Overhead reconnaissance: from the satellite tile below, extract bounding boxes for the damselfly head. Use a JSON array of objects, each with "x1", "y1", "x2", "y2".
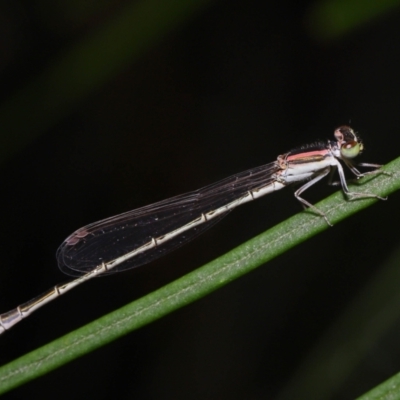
[{"x1": 334, "y1": 125, "x2": 363, "y2": 159}]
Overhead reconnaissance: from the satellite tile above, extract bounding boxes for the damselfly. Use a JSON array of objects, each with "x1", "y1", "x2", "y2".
[{"x1": 0, "y1": 126, "x2": 386, "y2": 334}]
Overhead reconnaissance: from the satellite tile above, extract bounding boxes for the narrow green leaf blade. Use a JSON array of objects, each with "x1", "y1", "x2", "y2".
[{"x1": 0, "y1": 157, "x2": 398, "y2": 395}]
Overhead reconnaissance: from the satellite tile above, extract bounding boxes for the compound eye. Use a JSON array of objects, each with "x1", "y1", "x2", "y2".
[{"x1": 340, "y1": 141, "x2": 362, "y2": 158}]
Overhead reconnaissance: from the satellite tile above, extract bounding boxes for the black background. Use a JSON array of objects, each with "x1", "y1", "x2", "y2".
[{"x1": 0, "y1": 1, "x2": 399, "y2": 399}]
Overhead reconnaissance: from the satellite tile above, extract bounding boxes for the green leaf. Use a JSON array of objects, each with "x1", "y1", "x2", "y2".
[
  {"x1": 357, "y1": 370, "x2": 400, "y2": 400},
  {"x1": 0, "y1": 157, "x2": 398, "y2": 395}
]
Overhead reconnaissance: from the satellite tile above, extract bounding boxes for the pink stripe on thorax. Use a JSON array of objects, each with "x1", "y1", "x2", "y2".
[{"x1": 287, "y1": 149, "x2": 330, "y2": 162}]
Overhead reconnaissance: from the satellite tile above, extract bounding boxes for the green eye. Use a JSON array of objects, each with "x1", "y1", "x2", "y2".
[{"x1": 341, "y1": 141, "x2": 361, "y2": 158}]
